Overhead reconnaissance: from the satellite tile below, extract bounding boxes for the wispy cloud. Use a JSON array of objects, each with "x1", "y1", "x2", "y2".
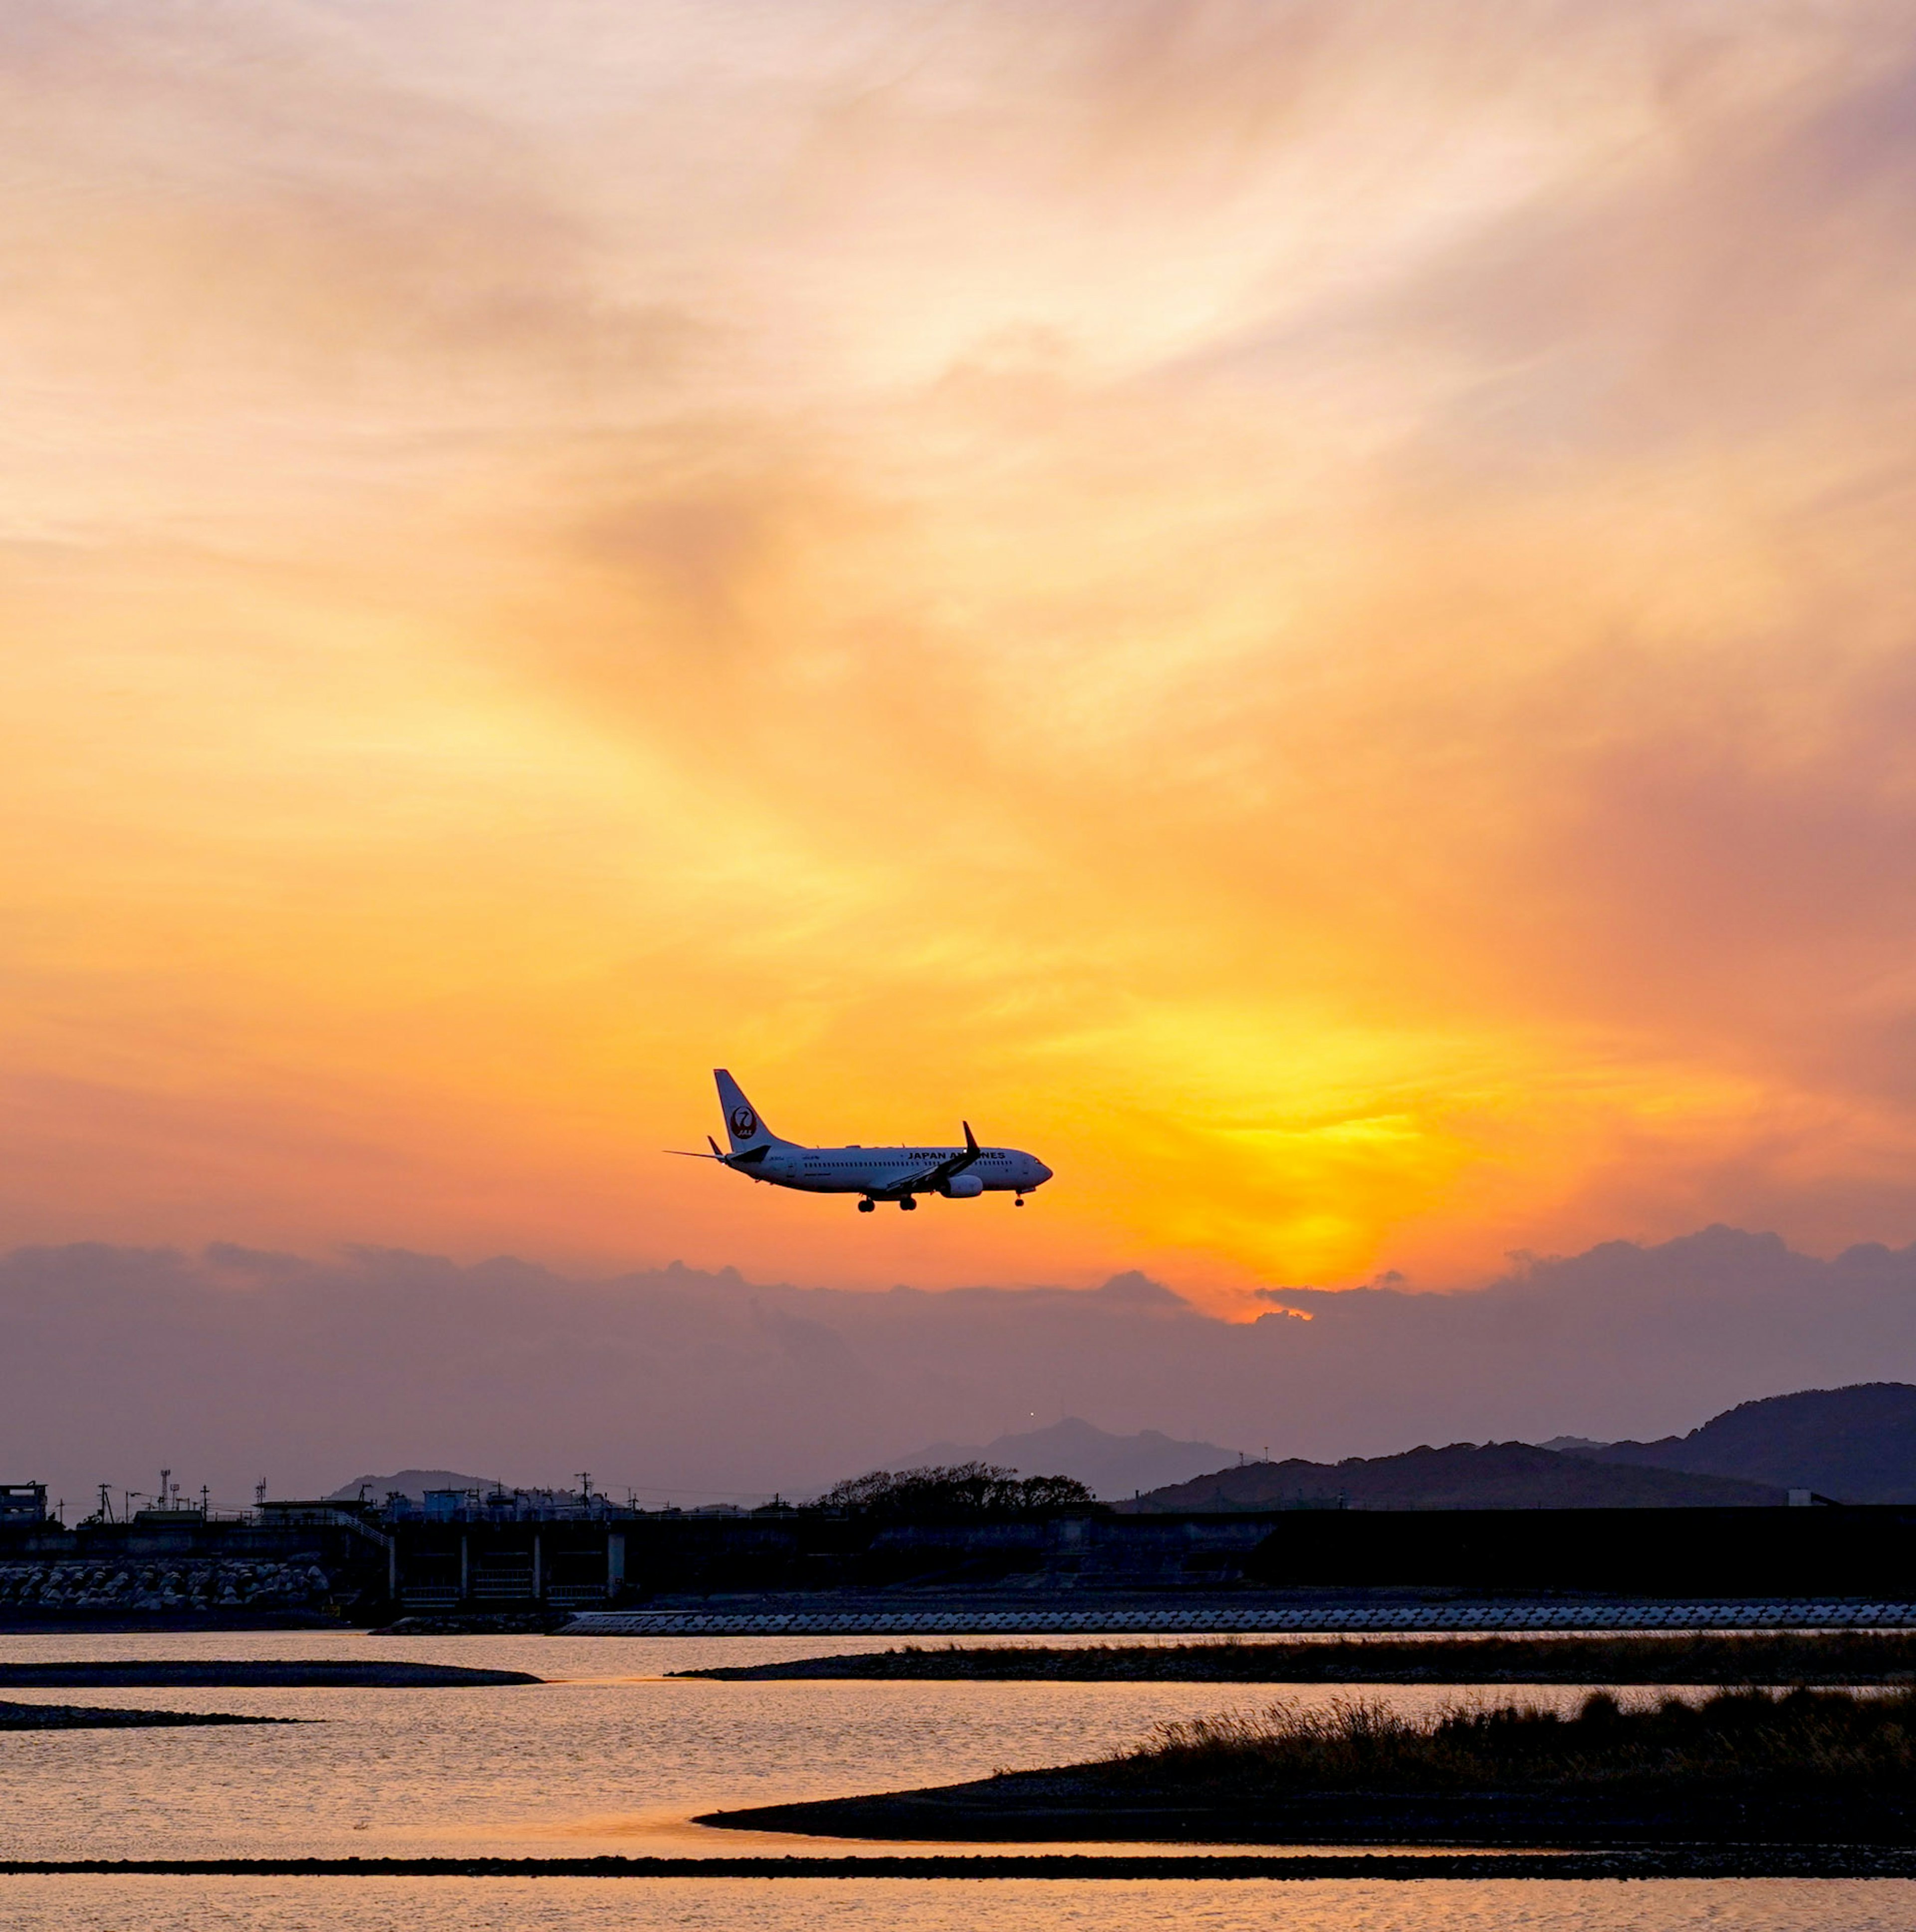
[{"x1": 4, "y1": 1, "x2": 1916, "y2": 1293}]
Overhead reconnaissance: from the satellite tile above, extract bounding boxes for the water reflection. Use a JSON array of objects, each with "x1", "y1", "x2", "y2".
[
  {"x1": 0, "y1": 1629, "x2": 1685, "y2": 1860},
  {"x1": 2, "y1": 1631, "x2": 1910, "y2": 1931}
]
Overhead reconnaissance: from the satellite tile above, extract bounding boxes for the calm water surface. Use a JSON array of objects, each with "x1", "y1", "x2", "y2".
[
  {"x1": 7, "y1": 1877, "x2": 1916, "y2": 1932},
  {"x1": 2, "y1": 1629, "x2": 1912, "y2": 1930}
]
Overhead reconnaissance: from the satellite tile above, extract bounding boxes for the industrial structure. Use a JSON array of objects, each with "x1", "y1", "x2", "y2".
[{"x1": 5, "y1": 1476, "x2": 1916, "y2": 1623}]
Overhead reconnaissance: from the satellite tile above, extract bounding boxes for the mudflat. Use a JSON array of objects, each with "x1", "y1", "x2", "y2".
[
  {"x1": 8, "y1": 1851, "x2": 1916, "y2": 1878},
  {"x1": 682, "y1": 1631, "x2": 1916, "y2": 1685},
  {"x1": 0, "y1": 1700, "x2": 297, "y2": 1730},
  {"x1": 701, "y1": 1773, "x2": 1916, "y2": 1847},
  {"x1": 698, "y1": 1686, "x2": 1916, "y2": 1848},
  {"x1": 0, "y1": 1661, "x2": 541, "y2": 1689}
]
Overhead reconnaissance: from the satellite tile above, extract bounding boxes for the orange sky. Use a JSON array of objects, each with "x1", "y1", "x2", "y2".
[{"x1": 5, "y1": 0, "x2": 1916, "y2": 1304}]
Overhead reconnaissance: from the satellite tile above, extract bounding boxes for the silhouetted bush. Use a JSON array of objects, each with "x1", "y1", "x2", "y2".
[{"x1": 811, "y1": 1463, "x2": 1096, "y2": 1518}]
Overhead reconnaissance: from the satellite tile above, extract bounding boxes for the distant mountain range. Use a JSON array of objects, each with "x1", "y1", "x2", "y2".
[
  {"x1": 328, "y1": 1469, "x2": 498, "y2": 1504},
  {"x1": 888, "y1": 1418, "x2": 1240, "y2": 1501},
  {"x1": 326, "y1": 1429, "x2": 1236, "y2": 1510},
  {"x1": 331, "y1": 1384, "x2": 1916, "y2": 1516},
  {"x1": 1572, "y1": 1383, "x2": 1916, "y2": 1503},
  {"x1": 1126, "y1": 1382, "x2": 1916, "y2": 1511},
  {"x1": 1120, "y1": 1440, "x2": 1785, "y2": 1512}
]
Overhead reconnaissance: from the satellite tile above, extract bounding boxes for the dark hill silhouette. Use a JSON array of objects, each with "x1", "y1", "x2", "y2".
[
  {"x1": 1583, "y1": 1383, "x2": 1916, "y2": 1503},
  {"x1": 1120, "y1": 1441, "x2": 1784, "y2": 1512}
]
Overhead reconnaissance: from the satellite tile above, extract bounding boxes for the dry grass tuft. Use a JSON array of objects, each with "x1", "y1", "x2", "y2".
[{"x1": 1102, "y1": 1687, "x2": 1916, "y2": 1795}]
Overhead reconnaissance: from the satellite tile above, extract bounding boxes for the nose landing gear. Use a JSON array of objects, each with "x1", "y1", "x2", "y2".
[{"x1": 1014, "y1": 1193, "x2": 1026, "y2": 1207}]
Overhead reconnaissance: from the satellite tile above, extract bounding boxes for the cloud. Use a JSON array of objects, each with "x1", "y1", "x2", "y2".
[
  {"x1": 7, "y1": 1228, "x2": 1916, "y2": 1510},
  {"x1": 6, "y1": 1, "x2": 1916, "y2": 1291}
]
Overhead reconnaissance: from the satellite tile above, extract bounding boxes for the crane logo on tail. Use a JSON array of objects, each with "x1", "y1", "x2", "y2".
[{"x1": 730, "y1": 1105, "x2": 758, "y2": 1138}]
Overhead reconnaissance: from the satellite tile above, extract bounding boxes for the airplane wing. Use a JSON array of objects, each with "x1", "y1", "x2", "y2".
[{"x1": 884, "y1": 1121, "x2": 983, "y2": 1195}]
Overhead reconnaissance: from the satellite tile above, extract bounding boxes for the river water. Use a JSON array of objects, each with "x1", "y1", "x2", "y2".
[{"x1": 2, "y1": 1628, "x2": 1913, "y2": 1930}]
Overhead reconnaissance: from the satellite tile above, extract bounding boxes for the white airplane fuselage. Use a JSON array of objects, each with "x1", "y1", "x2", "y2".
[
  {"x1": 745, "y1": 1141, "x2": 1050, "y2": 1198},
  {"x1": 687, "y1": 1071, "x2": 1053, "y2": 1211}
]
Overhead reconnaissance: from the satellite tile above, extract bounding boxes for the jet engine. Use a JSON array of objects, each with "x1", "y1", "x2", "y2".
[{"x1": 940, "y1": 1173, "x2": 986, "y2": 1198}]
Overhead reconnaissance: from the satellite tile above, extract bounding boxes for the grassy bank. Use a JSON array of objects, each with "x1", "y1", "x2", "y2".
[
  {"x1": 698, "y1": 1687, "x2": 1916, "y2": 1845},
  {"x1": 683, "y1": 1629, "x2": 1916, "y2": 1684},
  {"x1": 1108, "y1": 1686, "x2": 1916, "y2": 1794}
]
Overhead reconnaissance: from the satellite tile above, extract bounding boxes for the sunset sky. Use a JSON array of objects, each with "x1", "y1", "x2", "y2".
[{"x1": 5, "y1": 0, "x2": 1916, "y2": 1304}]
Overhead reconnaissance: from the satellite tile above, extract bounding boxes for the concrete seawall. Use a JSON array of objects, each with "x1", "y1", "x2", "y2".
[{"x1": 8, "y1": 1501, "x2": 1915, "y2": 1625}]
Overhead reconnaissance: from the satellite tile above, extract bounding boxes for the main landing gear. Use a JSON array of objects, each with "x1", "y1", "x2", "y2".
[
  {"x1": 899, "y1": 1196, "x2": 918, "y2": 1211},
  {"x1": 857, "y1": 1197, "x2": 876, "y2": 1213}
]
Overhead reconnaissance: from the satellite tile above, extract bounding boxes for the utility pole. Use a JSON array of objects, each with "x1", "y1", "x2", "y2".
[
  {"x1": 255, "y1": 1479, "x2": 267, "y2": 1509},
  {"x1": 97, "y1": 1483, "x2": 112, "y2": 1522}
]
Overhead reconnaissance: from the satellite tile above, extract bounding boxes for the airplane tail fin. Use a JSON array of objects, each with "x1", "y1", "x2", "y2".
[{"x1": 715, "y1": 1070, "x2": 777, "y2": 1153}]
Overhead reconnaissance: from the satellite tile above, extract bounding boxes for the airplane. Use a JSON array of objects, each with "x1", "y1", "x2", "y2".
[{"x1": 669, "y1": 1070, "x2": 1053, "y2": 1213}]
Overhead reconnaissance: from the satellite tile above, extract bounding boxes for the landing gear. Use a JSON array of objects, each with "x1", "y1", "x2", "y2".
[
  {"x1": 899, "y1": 1196, "x2": 918, "y2": 1211},
  {"x1": 1014, "y1": 1193, "x2": 1026, "y2": 1207},
  {"x1": 857, "y1": 1198, "x2": 875, "y2": 1213}
]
